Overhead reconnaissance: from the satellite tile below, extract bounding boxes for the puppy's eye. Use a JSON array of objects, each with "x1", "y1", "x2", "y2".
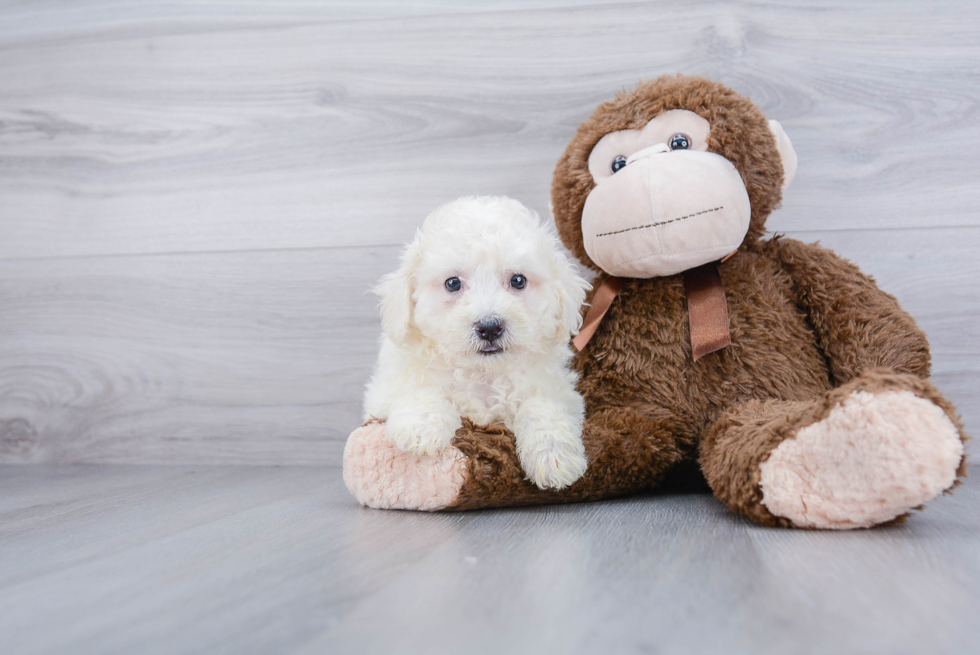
[
  {"x1": 445, "y1": 277, "x2": 461, "y2": 292},
  {"x1": 510, "y1": 274, "x2": 527, "y2": 290},
  {"x1": 611, "y1": 155, "x2": 628, "y2": 173},
  {"x1": 669, "y1": 134, "x2": 690, "y2": 151}
]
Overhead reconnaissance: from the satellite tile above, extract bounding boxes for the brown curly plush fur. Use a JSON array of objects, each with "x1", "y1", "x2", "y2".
[{"x1": 437, "y1": 75, "x2": 968, "y2": 526}]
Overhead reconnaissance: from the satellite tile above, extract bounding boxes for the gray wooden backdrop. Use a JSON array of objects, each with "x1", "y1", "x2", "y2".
[{"x1": 1, "y1": 0, "x2": 977, "y2": 465}]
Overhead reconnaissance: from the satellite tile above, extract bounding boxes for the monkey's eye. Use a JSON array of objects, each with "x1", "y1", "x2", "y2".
[
  {"x1": 445, "y1": 277, "x2": 461, "y2": 292},
  {"x1": 611, "y1": 155, "x2": 628, "y2": 173},
  {"x1": 510, "y1": 274, "x2": 527, "y2": 290},
  {"x1": 669, "y1": 134, "x2": 691, "y2": 151}
]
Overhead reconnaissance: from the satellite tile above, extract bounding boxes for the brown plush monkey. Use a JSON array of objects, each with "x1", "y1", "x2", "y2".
[{"x1": 344, "y1": 75, "x2": 967, "y2": 529}]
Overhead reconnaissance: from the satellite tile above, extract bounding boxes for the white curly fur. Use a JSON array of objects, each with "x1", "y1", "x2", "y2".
[{"x1": 363, "y1": 196, "x2": 592, "y2": 490}]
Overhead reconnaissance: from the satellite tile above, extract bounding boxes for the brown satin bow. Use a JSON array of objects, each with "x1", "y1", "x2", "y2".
[{"x1": 572, "y1": 258, "x2": 733, "y2": 362}]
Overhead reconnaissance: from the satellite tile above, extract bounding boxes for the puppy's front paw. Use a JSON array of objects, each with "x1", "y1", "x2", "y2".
[
  {"x1": 386, "y1": 410, "x2": 461, "y2": 458},
  {"x1": 516, "y1": 424, "x2": 588, "y2": 491}
]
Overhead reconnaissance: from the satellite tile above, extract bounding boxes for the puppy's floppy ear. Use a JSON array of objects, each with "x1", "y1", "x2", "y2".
[
  {"x1": 550, "y1": 246, "x2": 592, "y2": 339},
  {"x1": 375, "y1": 242, "x2": 419, "y2": 346}
]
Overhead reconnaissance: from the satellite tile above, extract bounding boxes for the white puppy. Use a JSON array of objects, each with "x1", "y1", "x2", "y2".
[{"x1": 363, "y1": 196, "x2": 591, "y2": 490}]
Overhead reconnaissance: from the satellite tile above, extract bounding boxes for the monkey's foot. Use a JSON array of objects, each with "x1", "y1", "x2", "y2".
[
  {"x1": 343, "y1": 421, "x2": 467, "y2": 511},
  {"x1": 759, "y1": 390, "x2": 964, "y2": 529}
]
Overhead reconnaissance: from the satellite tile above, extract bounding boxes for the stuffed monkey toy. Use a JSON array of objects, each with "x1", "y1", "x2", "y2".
[{"x1": 344, "y1": 75, "x2": 967, "y2": 529}]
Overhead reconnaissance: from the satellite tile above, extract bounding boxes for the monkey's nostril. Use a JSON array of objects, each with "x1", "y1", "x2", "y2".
[{"x1": 474, "y1": 319, "x2": 505, "y2": 343}]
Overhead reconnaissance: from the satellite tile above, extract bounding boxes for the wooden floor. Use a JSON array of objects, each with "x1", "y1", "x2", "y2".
[{"x1": 0, "y1": 464, "x2": 977, "y2": 654}]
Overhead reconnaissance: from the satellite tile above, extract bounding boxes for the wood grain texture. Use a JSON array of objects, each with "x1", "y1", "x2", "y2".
[
  {"x1": 0, "y1": 0, "x2": 977, "y2": 463},
  {"x1": 0, "y1": 228, "x2": 975, "y2": 464},
  {"x1": 0, "y1": 246, "x2": 391, "y2": 464},
  {"x1": 2, "y1": 0, "x2": 979, "y2": 260},
  {"x1": 1, "y1": 464, "x2": 977, "y2": 654}
]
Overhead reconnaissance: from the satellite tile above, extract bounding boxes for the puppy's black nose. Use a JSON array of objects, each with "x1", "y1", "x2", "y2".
[{"x1": 474, "y1": 318, "x2": 505, "y2": 343}]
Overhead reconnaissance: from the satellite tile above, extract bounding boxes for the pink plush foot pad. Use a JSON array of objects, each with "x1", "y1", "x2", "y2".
[
  {"x1": 759, "y1": 390, "x2": 964, "y2": 529},
  {"x1": 343, "y1": 422, "x2": 467, "y2": 511}
]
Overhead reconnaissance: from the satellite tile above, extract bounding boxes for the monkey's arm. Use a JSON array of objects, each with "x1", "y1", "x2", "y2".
[
  {"x1": 768, "y1": 237, "x2": 930, "y2": 383},
  {"x1": 343, "y1": 400, "x2": 692, "y2": 511}
]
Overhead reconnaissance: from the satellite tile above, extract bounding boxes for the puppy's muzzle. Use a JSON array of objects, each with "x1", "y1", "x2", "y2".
[{"x1": 474, "y1": 318, "x2": 505, "y2": 354}]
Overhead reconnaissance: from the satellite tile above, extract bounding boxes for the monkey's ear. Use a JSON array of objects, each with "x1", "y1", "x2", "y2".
[
  {"x1": 375, "y1": 246, "x2": 418, "y2": 346},
  {"x1": 768, "y1": 119, "x2": 798, "y2": 191}
]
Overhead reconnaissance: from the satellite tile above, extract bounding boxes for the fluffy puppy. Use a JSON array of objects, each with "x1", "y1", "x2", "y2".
[{"x1": 363, "y1": 196, "x2": 591, "y2": 490}]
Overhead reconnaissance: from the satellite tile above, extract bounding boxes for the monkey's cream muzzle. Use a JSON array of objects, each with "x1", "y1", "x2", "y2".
[{"x1": 581, "y1": 145, "x2": 751, "y2": 278}]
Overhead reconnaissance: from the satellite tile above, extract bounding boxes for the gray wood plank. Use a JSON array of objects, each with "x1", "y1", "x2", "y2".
[
  {"x1": 1, "y1": 0, "x2": 978, "y2": 261},
  {"x1": 0, "y1": 227, "x2": 975, "y2": 465},
  {"x1": 0, "y1": 0, "x2": 634, "y2": 45},
  {"x1": 0, "y1": 464, "x2": 976, "y2": 654},
  {"x1": 0, "y1": 466, "x2": 329, "y2": 587},
  {"x1": 0, "y1": 246, "x2": 392, "y2": 464}
]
